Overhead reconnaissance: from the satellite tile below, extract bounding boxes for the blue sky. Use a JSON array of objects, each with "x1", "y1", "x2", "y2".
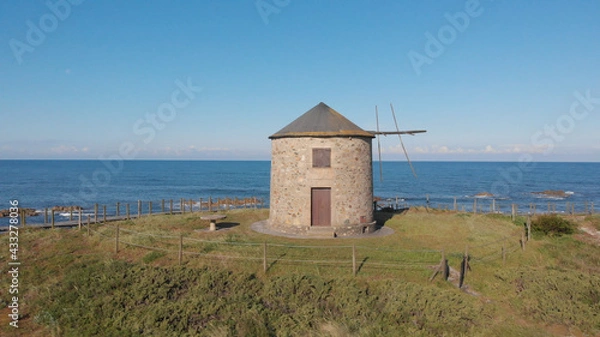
[{"x1": 1, "y1": 0, "x2": 599, "y2": 161}]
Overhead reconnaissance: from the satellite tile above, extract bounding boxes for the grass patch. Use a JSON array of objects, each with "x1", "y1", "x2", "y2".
[
  {"x1": 2, "y1": 208, "x2": 599, "y2": 336},
  {"x1": 142, "y1": 251, "x2": 166, "y2": 264}
]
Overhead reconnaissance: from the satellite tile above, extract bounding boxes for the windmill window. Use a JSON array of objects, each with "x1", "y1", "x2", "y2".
[{"x1": 312, "y1": 148, "x2": 331, "y2": 168}]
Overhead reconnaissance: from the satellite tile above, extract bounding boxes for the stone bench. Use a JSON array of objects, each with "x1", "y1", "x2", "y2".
[{"x1": 200, "y1": 214, "x2": 227, "y2": 231}]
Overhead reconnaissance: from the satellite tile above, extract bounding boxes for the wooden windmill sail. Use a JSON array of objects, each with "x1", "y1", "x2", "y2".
[{"x1": 368, "y1": 103, "x2": 426, "y2": 181}]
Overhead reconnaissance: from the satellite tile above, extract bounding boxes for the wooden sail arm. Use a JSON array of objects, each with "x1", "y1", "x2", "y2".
[{"x1": 368, "y1": 130, "x2": 427, "y2": 136}]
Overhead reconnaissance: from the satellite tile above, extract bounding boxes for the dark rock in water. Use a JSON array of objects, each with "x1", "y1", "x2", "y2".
[
  {"x1": 51, "y1": 205, "x2": 83, "y2": 212},
  {"x1": 532, "y1": 190, "x2": 572, "y2": 198},
  {"x1": 0, "y1": 208, "x2": 38, "y2": 217}
]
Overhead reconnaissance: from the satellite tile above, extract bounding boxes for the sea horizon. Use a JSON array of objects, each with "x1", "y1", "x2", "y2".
[{"x1": 1, "y1": 160, "x2": 599, "y2": 226}]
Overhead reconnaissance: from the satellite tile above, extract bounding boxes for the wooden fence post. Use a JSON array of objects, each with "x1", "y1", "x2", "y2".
[
  {"x1": 459, "y1": 246, "x2": 469, "y2": 289},
  {"x1": 138, "y1": 200, "x2": 142, "y2": 218},
  {"x1": 352, "y1": 244, "x2": 357, "y2": 276},
  {"x1": 526, "y1": 215, "x2": 531, "y2": 242},
  {"x1": 190, "y1": 199, "x2": 194, "y2": 213},
  {"x1": 103, "y1": 205, "x2": 107, "y2": 223},
  {"x1": 149, "y1": 201, "x2": 152, "y2": 216},
  {"x1": 69, "y1": 209, "x2": 73, "y2": 221},
  {"x1": 502, "y1": 241, "x2": 506, "y2": 265},
  {"x1": 94, "y1": 203, "x2": 98, "y2": 223},
  {"x1": 179, "y1": 235, "x2": 183, "y2": 265},
  {"x1": 520, "y1": 232, "x2": 526, "y2": 251},
  {"x1": 126, "y1": 204, "x2": 130, "y2": 220},
  {"x1": 78, "y1": 210, "x2": 82, "y2": 230},
  {"x1": 208, "y1": 197, "x2": 212, "y2": 212},
  {"x1": 51, "y1": 210, "x2": 55, "y2": 229},
  {"x1": 492, "y1": 199, "x2": 496, "y2": 213},
  {"x1": 44, "y1": 208, "x2": 48, "y2": 224},
  {"x1": 115, "y1": 224, "x2": 120, "y2": 254},
  {"x1": 511, "y1": 204, "x2": 516, "y2": 221},
  {"x1": 429, "y1": 250, "x2": 448, "y2": 282},
  {"x1": 170, "y1": 199, "x2": 173, "y2": 215},
  {"x1": 181, "y1": 198, "x2": 185, "y2": 214},
  {"x1": 442, "y1": 250, "x2": 449, "y2": 280},
  {"x1": 87, "y1": 215, "x2": 91, "y2": 236},
  {"x1": 473, "y1": 199, "x2": 477, "y2": 214},
  {"x1": 116, "y1": 202, "x2": 120, "y2": 217},
  {"x1": 263, "y1": 242, "x2": 268, "y2": 273}
]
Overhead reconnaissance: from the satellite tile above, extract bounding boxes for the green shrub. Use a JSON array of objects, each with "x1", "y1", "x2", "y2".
[
  {"x1": 35, "y1": 260, "x2": 487, "y2": 337},
  {"x1": 531, "y1": 215, "x2": 576, "y2": 236}
]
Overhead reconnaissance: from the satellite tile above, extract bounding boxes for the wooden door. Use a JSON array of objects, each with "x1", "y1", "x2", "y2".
[{"x1": 311, "y1": 188, "x2": 331, "y2": 226}]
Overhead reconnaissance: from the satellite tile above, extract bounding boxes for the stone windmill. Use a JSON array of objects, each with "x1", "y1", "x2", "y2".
[{"x1": 267, "y1": 102, "x2": 425, "y2": 237}]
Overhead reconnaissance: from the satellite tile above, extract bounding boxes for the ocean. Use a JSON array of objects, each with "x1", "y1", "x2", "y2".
[{"x1": 1, "y1": 160, "x2": 599, "y2": 226}]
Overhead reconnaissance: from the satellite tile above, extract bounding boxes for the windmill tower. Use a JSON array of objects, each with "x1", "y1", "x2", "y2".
[{"x1": 268, "y1": 102, "x2": 425, "y2": 238}]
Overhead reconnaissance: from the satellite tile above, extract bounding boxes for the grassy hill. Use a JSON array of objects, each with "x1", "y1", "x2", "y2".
[{"x1": 1, "y1": 208, "x2": 599, "y2": 336}]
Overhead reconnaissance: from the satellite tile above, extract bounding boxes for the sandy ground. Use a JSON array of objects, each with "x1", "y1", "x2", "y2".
[{"x1": 580, "y1": 225, "x2": 600, "y2": 245}]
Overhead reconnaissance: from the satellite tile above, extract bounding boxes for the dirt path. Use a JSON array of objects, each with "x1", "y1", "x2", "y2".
[{"x1": 579, "y1": 225, "x2": 600, "y2": 245}]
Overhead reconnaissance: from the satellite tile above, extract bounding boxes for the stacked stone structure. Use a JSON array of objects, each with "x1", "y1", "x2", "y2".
[{"x1": 268, "y1": 102, "x2": 377, "y2": 237}]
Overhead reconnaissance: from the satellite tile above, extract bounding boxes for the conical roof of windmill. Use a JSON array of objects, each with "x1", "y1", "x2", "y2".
[{"x1": 269, "y1": 102, "x2": 375, "y2": 139}]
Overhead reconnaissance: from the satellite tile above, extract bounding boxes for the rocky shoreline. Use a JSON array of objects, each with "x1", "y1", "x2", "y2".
[
  {"x1": 0, "y1": 208, "x2": 38, "y2": 217},
  {"x1": 0, "y1": 205, "x2": 84, "y2": 218},
  {"x1": 532, "y1": 190, "x2": 572, "y2": 199}
]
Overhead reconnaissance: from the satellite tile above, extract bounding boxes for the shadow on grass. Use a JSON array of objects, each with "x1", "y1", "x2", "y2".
[
  {"x1": 357, "y1": 256, "x2": 369, "y2": 274},
  {"x1": 374, "y1": 208, "x2": 408, "y2": 228},
  {"x1": 267, "y1": 252, "x2": 287, "y2": 272},
  {"x1": 216, "y1": 222, "x2": 240, "y2": 230}
]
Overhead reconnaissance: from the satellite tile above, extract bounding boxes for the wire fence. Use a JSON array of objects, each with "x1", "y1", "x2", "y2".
[
  {"x1": 6, "y1": 195, "x2": 595, "y2": 228},
  {"x1": 87, "y1": 221, "x2": 530, "y2": 286},
  {"x1": 375, "y1": 196, "x2": 596, "y2": 217}
]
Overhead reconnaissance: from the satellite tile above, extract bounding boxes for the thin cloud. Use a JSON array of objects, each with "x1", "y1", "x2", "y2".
[
  {"x1": 401, "y1": 144, "x2": 550, "y2": 155},
  {"x1": 50, "y1": 145, "x2": 85, "y2": 154}
]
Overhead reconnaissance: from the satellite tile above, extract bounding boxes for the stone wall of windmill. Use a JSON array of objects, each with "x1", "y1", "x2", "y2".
[{"x1": 269, "y1": 136, "x2": 374, "y2": 236}]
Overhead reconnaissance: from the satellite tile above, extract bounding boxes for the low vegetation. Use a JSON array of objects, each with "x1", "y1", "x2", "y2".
[
  {"x1": 532, "y1": 214, "x2": 577, "y2": 236},
  {"x1": 1, "y1": 208, "x2": 599, "y2": 336}
]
